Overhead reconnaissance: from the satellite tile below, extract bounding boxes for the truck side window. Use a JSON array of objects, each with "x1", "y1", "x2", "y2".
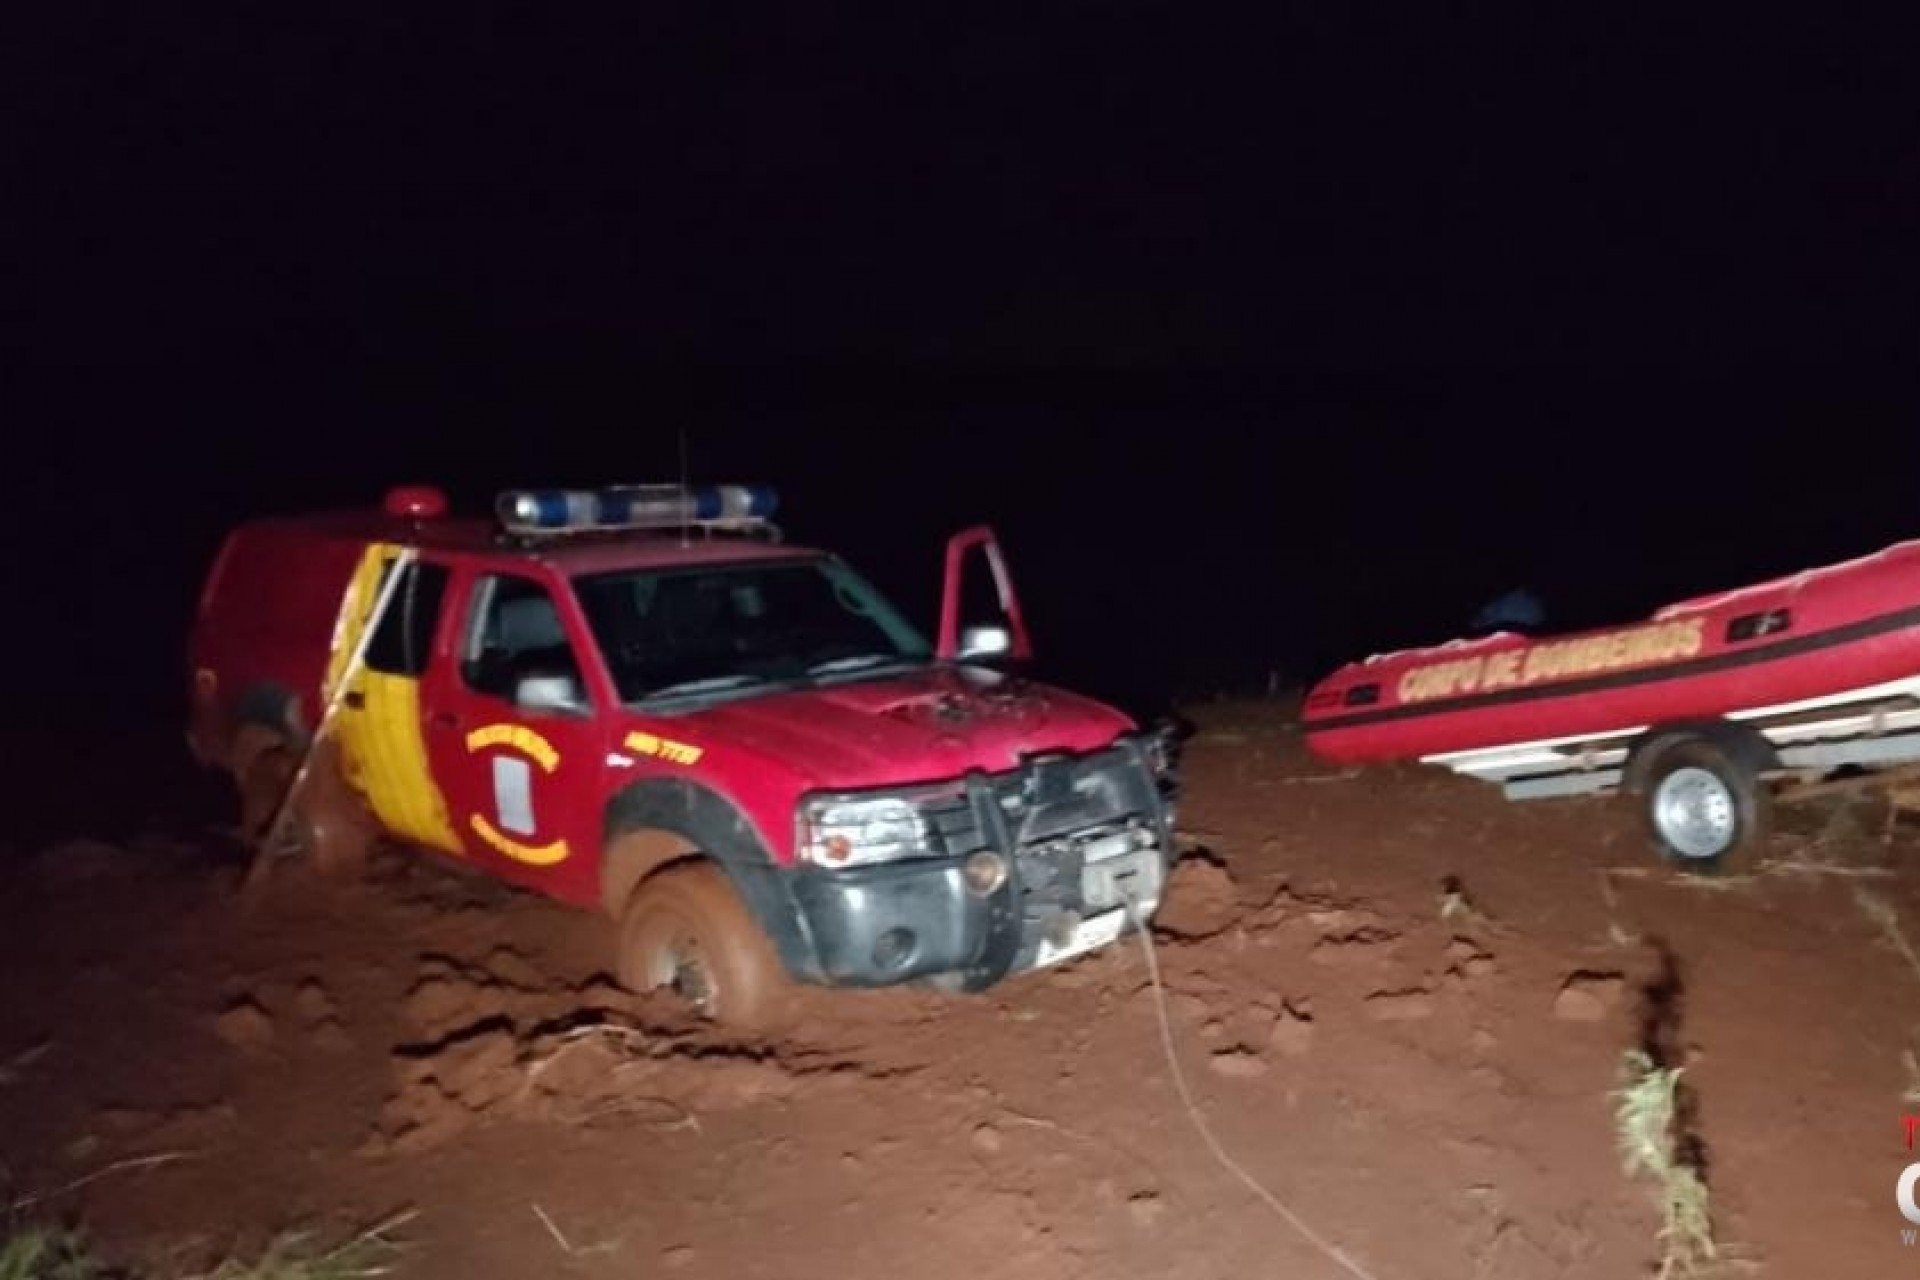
[
  {"x1": 461, "y1": 574, "x2": 588, "y2": 709},
  {"x1": 365, "y1": 560, "x2": 450, "y2": 677}
]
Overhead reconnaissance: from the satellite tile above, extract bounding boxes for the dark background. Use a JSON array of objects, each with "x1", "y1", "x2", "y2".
[{"x1": 9, "y1": 7, "x2": 1919, "y2": 831}]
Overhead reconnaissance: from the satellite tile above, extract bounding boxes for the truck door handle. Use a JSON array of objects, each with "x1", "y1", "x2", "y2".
[
  {"x1": 429, "y1": 710, "x2": 461, "y2": 730},
  {"x1": 343, "y1": 690, "x2": 365, "y2": 710}
]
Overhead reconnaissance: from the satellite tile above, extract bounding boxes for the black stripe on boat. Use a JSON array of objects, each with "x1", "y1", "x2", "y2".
[{"x1": 1311, "y1": 601, "x2": 1920, "y2": 734}]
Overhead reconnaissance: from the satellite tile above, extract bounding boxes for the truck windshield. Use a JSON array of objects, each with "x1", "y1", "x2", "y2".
[{"x1": 573, "y1": 556, "x2": 933, "y2": 705}]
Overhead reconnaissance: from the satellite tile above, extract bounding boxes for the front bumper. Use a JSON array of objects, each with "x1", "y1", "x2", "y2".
[
  {"x1": 786, "y1": 737, "x2": 1174, "y2": 989},
  {"x1": 790, "y1": 855, "x2": 1014, "y2": 986}
]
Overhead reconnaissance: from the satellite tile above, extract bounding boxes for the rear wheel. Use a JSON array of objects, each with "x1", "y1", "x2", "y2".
[
  {"x1": 237, "y1": 736, "x2": 376, "y2": 876},
  {"x1": 1640, "y1": 738, "x2": 1770, "y2": 874},
  {"x1": 617, "y1": 862, "x2": 792, "y2": 1031}
]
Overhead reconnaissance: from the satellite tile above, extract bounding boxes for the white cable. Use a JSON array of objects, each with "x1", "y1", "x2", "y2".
[{"x1": 1124, "y1": 895, "x2": 1384, "y2": 1280}]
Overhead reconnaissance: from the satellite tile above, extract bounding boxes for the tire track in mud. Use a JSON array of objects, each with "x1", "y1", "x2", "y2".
[{"x1": 362, "y1": 948, "x2": 935, "y2": 1157}]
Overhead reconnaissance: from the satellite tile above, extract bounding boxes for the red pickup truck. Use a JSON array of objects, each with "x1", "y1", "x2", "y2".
[{"x1": 187, "y1": 483, "x2": 1176, "y2": 1027}]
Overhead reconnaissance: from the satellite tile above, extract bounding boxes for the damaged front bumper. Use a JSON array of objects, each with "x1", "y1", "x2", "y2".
[{"x1": 785, "y1": 735, "x2": 1174, "y2": 990}]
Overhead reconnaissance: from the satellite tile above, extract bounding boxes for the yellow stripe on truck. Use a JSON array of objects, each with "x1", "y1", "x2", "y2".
[{"x1": 325, "y1": 542, "x2": 462, "y2": 853}]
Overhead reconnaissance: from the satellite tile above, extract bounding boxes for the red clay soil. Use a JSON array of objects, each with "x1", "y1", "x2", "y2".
[{"x1": 3, "y1": 701, "x2": 1918, "y2": 1279}]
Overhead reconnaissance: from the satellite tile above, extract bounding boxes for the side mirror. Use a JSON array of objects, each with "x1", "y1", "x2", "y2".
[
  {"x1": 958, "y1": 624, "x2": 1012, "y2": 661},
  {"x1": 514, "y1": 673, "x2": 584, "y2": 713}
]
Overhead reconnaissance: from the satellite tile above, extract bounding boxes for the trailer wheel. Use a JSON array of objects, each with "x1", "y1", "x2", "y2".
[
  {"x1": 617, "y1": 862, "x2": 792, "y2": 1032},
  {"x1": 1641, "y1": 738, "x2": 1770, "y2": 873}
]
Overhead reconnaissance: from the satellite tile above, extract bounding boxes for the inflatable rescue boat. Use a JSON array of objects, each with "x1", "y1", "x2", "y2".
[{"x1": 1302, "y1": 537, "x2": 1920, "y2": 850}]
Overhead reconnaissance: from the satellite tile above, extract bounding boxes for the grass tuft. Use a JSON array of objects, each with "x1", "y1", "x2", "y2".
[
  {"x1": 1, "y1": 1212, "x2": 415, "y2": 1280},
  {"x1": 182, "y1": 1213, "x2": 416, "y2": 1280},
  {"x1": 1614, "y1": 1049, "x2": 1715, "y2": 1279},
  {"x1": 0, "y1": 1224, "x2": 105, "y2": 1280},
  {"x1": 1437, "y1": 875, "x2": 1491, "y2": 928}
]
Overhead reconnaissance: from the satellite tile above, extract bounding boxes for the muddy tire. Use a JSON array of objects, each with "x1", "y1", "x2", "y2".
[
  {"x1": 237, "y1": 741, "x2": 295, "y2": 847},
  {"x1": 1640, "y1": 738, "x2": 1770, "y2": 875},
  {"x1": 617, "y1": 862, "x2": 792, "y2": 1031},
  {"x1": 237, "y1": 736, "x2": 376, "y2": 876}
]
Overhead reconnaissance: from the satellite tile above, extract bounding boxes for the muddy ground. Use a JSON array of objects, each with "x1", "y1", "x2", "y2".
[{"x1": 5, "y1": 702, "x2": 1919, "y2": 1278}]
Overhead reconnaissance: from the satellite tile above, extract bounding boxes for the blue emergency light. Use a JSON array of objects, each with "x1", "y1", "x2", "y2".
[{"x1": 496, "y1": 484, "x2": 779, "y2": 536}]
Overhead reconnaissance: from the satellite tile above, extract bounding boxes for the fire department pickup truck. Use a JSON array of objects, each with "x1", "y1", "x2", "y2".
[{"x1": 187, "y1": 483, "x2": 1175, "y2": 1027}]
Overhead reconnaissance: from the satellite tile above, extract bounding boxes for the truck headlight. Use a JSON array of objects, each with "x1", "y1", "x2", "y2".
[{"x1": 797, "y1": 792, "x2": 940, "y2": 867}]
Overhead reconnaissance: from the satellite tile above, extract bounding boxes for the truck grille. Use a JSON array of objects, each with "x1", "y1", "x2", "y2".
[
  {"x1": 920, "y1": 741, "x2": 1169, "y2": 916},
  {"x1": 922, "y1": 745, "x2": 1154, "y2": 853}
]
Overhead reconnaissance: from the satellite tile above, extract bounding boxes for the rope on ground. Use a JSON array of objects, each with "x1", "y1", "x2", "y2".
[{"x1": 1124, "y1": 895, "x2": 1384, "y2": 1280}]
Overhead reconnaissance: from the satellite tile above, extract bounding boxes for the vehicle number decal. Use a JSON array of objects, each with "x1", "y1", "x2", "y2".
[{"x1": 623, "y1": 730, "x2": 704, "y2": 766}]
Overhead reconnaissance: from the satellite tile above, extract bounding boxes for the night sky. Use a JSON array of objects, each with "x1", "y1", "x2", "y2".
[{"x1": 12, "y1": 7, "x2": 1920, "y2": 758}]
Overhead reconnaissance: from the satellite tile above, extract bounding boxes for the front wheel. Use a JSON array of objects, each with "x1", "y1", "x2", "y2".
[
  {"x1": 1640, "y1": 738, "x2": 1770, "y2": 874},
  {"x1": 617, "y1": 862, "x2": 793, "y2": 1032}
]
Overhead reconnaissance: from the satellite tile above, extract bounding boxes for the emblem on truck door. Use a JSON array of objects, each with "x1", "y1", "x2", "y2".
[
  {"x1": 465, "y1": 722, "x2": 563, "y2": 771},
  {"x1": 462, "y1": 721, "x2": 570, "y2": 865}
]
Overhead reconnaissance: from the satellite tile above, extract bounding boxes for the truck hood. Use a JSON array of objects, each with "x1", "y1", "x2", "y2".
[{"x1": 662, "y1": 665, "x2": 1136, "y2": 790}]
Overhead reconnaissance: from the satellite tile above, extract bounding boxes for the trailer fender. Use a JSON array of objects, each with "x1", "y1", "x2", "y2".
[{"x1": 1622, "y1": 719, "x2": 1781, "y2": 795}]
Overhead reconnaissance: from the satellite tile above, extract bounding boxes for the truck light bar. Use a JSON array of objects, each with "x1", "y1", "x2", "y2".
[{"x1": 496, "y1": 484, "x2": 779, "y2": 536}]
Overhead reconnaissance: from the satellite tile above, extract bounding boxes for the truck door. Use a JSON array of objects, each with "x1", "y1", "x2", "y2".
[
  {"x1": 937, "y1": 525, "x2": 1034, "y2": 662},
  {"x1": 327, "y1": 544, "x2": 463, "y2": 854},
  {"x1": 421, "y1": 567, "x2": 606, "y2": 900}
]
